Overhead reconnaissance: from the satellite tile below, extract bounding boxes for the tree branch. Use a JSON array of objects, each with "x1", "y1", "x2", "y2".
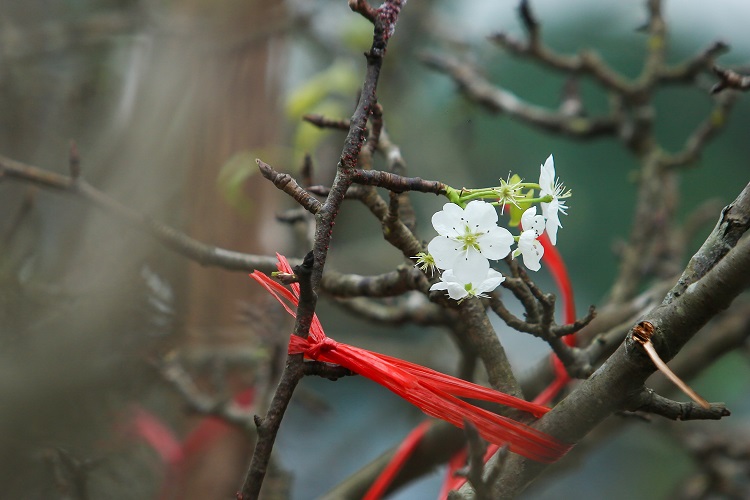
[
  {"x1": 421, "y1": 52, "x2": 619, "y2": 138},
  {"x1": 241, "y1": 3, "x2": 407, "y2": 496},
  {"x1": 711, "y1": 65, "x2": 750, "y2": 94},
  {"x1": 0, "y1": 153, "x2": 282, "y2": 273},
  {"x1": 628, "y1": 389, "x2": 730, "y2": 421},
  {"x1": 256, "y1": 159, "x2": 323, "y2": 214}
]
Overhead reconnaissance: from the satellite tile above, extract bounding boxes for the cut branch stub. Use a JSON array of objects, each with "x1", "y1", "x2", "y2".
[{"x1": 631, "y1": 321, "x2": 710, "y2": 409}]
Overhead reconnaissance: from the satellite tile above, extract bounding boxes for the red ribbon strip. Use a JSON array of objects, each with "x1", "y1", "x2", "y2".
[
  {"x1": 362, "y1": 421, "x2": 431, "y2": 500},
  {"x1": 250, "y1": 254, "x2": 571, "y2": 465}
]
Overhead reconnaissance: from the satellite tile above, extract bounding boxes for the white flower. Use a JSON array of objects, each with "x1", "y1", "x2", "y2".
[
  {"x1": 430, "y1": 268, "x2": 505, "y2": 301},
  {"x1": 411, "y1": 252, "x2": 437, "y2": 276},
  {"x1": 427, "y1": 201, "x2": 514, "y2": 279},
  {"x1": 494, "y1": 173, "x2": 523, "y2": 215},
  {"x1": 513, "y1": 208, "x2": 545, "y2": 271},
  {"x1": 538, "y1": 155, "x2": 571, "y2": 245}
]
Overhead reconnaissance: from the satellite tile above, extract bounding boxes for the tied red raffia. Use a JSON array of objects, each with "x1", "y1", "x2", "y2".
[{"x1": 250, "y1": 254, "x2": 571, "y2": 466}]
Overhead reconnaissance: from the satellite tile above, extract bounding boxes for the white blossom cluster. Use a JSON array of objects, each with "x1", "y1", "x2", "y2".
[{"x1": 415, "y1": 155, "x2": 569, "y2": 301}]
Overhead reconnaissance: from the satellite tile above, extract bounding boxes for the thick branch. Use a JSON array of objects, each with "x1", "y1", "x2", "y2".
[
  {"x1": 485, "y1": 199, "x2": 750, "y2": 497},
  {"x1": 451, "y1": 299, "x2": 523, "y2": 395},
  {"x1": 664, "y1": 181, "x2": 750, "y2": 303}
]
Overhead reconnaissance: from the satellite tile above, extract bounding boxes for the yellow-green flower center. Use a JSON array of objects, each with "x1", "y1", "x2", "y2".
[{"x1": 457, "y1": 226, "x2": 481, "y2": 252}]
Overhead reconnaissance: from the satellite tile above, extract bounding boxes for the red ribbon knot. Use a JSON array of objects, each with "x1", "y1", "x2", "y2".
[{"x1": 290, "y1": 335, "x2": 338, "y2": 359}]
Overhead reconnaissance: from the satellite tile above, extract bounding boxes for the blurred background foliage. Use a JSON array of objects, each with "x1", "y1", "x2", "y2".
[{"x1": 0, "y1": 0, "x2": 748, "y2": 499}]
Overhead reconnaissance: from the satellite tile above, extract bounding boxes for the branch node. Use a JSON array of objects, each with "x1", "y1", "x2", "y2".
[
  {"x1": 632, "y1": 321, "x2": 710, "y2": 409},
  {"x1": 711, "y1": 65, "x2": 750, "y2": 94}
]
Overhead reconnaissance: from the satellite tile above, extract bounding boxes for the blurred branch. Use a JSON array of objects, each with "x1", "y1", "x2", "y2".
[
  {"x1": 302, "y1": 114, "x2": 351, "y2": 131},
  {"x1": 661, "y1": 91, "x2": 738, "y2": 168},
  {"x1": 669, "y1": 427, "x2": 750, "y2": 499},
  {"x1": 42, "y1": 448, "x2": 101, "y2": 500},
  {"x1": 333, "y1": 294, "x2": 448, "y2": 326},
  {"x1": 0, "y1": 154, "x2": 281, "y2": 273},
  {"x1": 1, "y1": 11, "x2": 136, "y2": 60},
  {"x1": 321, "y1": 421, "x2": 466, "y2": 500},
  {"x1": 658, "y1": 41, "x2": 729, "y2": 84},
  {"x1": 711, "y1": 65, "x2": 750, "y2": 94},
  {"x1": 494, "y1": 0, "x2": 630, "y2": 92},
  {"x1": 421, "y1": 52, "x2": 619, "y2": 138},
  {"x1": 0, "y1": 153, "x2": 434, "y2": 301},
  {"x1": 637, "y1": 0, "x2": 667, "y2": 88},
  {"x1": 160, "y1": 354, "x2": 256, "y2": 432},
  {"x1": 458, "y1": 421, "x2": 494, "y2": 500}
]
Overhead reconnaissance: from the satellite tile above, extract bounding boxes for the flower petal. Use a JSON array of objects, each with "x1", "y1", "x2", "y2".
[
  {"x1": 463, "y1": 200, "x2": 498, "y2": 231},
  {"x1": 518, "y1": 231, "x2": 544, "y2": 271},
  {"x1": 539, "y1": 155, "x2": 555, "y2": 196},
  {"x1": 476, "y1": 269, "x2": 505, "y2": 294},
  {"x1": 521, "y1": 207, "x2": 545, "y2": 237},
  {"x1": 477, "y1": 226, "x2": 514, "y2": 260},
  {"x1": 428, "y1": 236, "x2": 461, "y2": 270},
  {"x1": 543, "y1": 200, "x2": 561, "y2": 245},
  {"x1": 431, "y1": 270, "x2": 470, "y2": 300},
  {"x1": 432, "y1": 203, "x2": 465, "y2": 236},
  {"x1": 446, "y1": 282, "x2": 469, "y2": 300},
  {"x1": 452, "y1": 250, "x2": 490, "y2": 284}
]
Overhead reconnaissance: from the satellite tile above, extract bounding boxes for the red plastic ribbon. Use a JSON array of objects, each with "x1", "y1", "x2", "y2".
[
  {"x1": 362, "y1": 421, "x2": 431, "y2": 500},
  {"x1": 250, "y1": 254, "x2": 571, "y2": 466}
]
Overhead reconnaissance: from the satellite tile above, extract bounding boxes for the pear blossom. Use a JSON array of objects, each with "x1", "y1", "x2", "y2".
[
  {"x1": 427, "y1": 200, "x2": 514, "y2": 279},
  {"x1": 430, "y1": 268, "x2": 505, "y2": 301},
  {"x1": 494, "y1": 173, "x2": 523, "y2": 215},
  {"x1": 538, "y1": 155, "x2": 571, "y2": 245},
  {"x1": 411, "y1": 252, "x2": 437, "y2": 276},
  {"x1": 513, "y1": 207, "x2": 545, "y2": 271}
]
